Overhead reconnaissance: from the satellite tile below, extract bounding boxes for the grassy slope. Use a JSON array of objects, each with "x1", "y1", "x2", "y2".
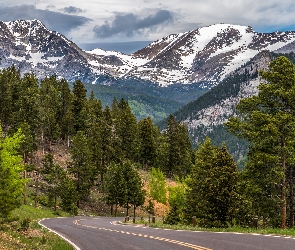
[{"x1": 0, "y1": 204, "x2": 73, "y2": 250}]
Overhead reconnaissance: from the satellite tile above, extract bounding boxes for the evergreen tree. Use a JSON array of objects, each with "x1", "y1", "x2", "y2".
[
  {"x1": 113, "y1": 98, "x2": 138, "y2": 162},
  {"x1": 19, "y1": 121, "x2": 37, "y2": 205},
  {"x1": 59, "y1": 177, "x2": 78, "y2": 215},
  {"x1": 41, "y1": 153, "x2": 65, "y2": 210},
  {"x1": 154, "y1": 131, "x2": 169, "y2": 172},
  {"x1": 121, "y1": 161, "x2": 145, "y2": 217},
  {"x1": 104, "y1": 162, "x2": 127, "y2": 216},
  {"x1": 68, "y1": 131, "x2": 93, "y2": 208},
  {"x1": 85, "y1": 92, "x2": 103, "y2": 183},
  {"x1": 109, "y1": 99, "x2": 124, "y2": 162},
  {"x1": 138, "y1": 117, "x2": 156, "y2": 169},
  {"x1": 226, "y1": 56, "x2": 295, "y2": 228},
  {"x1": 101, "y1": 106, "x2": 115, "y2": 171},
  {"x1": 184, "y1": 138, "x2": 238, "y2": 228},
  {"x1": 14, "y1": 73, "x2": 40, "y2": 135},
  {"x1": 72, "y1": 79, "x2": 87, "y2": 132},
  {"x1": 58, "y1": 78, "x2": 75, "y2": 146},
  {"x1": 39, "y1": 75, "x2": 61, "y2": 153},
  {"x1": 0, "y1": 66, "x2": 21, "y2": 128},
  {"x1": 164, "y1": 114, "x2": 193, "y2": 178}
]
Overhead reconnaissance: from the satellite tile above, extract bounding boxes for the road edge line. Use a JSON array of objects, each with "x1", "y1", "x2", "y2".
[{"x1": 38, "y1": 218, "x2": 81, "y2": 250}]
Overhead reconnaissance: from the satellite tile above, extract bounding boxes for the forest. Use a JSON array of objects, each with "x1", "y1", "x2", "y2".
[{"x1": 1, "y1": 55, "x2": 295, "y2": 229}]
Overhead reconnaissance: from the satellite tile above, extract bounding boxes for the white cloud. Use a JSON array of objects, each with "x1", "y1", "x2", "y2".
[{"x1": 0, "y1": 0, "x2": 295, "y2": 44}]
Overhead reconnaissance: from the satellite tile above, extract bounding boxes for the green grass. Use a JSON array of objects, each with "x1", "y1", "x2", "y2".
[
  {"x1": 11, "y1": 204, "x2": 69, "y2": 220},
  {"x1": 124, "y1": 217, "x2": 295, "y2": 237},
  {"x1": 0, "y1": 204, "x2": 74, "y2": 250},
  {"x1": 148, "y1": 220, "x2": 295, "y2": 237}
]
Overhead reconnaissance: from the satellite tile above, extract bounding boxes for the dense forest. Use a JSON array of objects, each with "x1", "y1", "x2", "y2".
[
  {"x1": 2, "y1": 55, "x2": 295, "y2": 229},
  {"x1": 0, "y1": 65, "x2": 193, "y2": 218}
]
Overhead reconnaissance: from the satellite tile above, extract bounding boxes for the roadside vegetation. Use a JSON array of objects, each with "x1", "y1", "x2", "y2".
[
  {"x1": 148, "y1": 220, "x2": 295, "y2": 237},
  {"x1": 0, "y1": 202, "x2": 73, "y2": 250}
]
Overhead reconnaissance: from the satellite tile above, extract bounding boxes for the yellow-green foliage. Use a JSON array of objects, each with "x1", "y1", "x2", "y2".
[{"x1": 0, "y1": 127, "x2": 25, "y2": 218}]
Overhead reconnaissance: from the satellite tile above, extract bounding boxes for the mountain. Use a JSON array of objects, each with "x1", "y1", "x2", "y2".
[
  {"x1": 1, "y1": 20, "x2": 295, "y2": 87},
  {"x1": 159, "y1": 51, "x2": 295, "y2": 168}
]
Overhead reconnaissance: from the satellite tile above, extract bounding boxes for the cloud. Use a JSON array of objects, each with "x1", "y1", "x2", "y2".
[
  {"x1": 93, "y1": 9, "x2": 174, "y2": 38},
  {"x1": 0, "y1": 4, "x2": 91, "y2": 34},
  {"x1": 60, "y1": 6, "x2": 83, "y2": 14}
]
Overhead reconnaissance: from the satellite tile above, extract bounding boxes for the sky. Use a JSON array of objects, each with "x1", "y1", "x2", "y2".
[{"x1": 1, "y1": 1, "x2": 295, "y2": 53}]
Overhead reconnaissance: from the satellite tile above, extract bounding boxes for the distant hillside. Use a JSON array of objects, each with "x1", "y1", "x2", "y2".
[
  {"x1": 158, "y1": 51, "x2": 295, "y2": 168},
  {"x1": 85, "y1": 78, "x2": 208, "y2": 122}
]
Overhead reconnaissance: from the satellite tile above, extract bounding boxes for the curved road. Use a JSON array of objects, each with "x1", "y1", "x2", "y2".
[{"x1": 40, "y1": 217, "x2": 295, "y2": 250}]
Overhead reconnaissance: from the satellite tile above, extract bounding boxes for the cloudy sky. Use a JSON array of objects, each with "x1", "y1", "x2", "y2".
[{"x1": 1, "y1": 0, "x2": 295, "y2": 53}]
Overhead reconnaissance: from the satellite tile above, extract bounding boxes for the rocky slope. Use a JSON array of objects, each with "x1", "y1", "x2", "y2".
[
  {"x1": 162, "y1": 50, "x2": 273, "y2": 141},
  {"x1": 1, "y1": 20, "x2": 295, "y2": 87}
]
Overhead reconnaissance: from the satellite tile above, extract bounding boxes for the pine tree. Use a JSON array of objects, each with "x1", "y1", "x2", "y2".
[
  {"x1": 101, "y1": 106, "x2": 115, "y2": 171},
  {"x1": 184, "y1": 138, "x2": 238, "y2": 227},
  {"x1": 14, "y1": 73, "x2": 40, "y2": 135},
  {"x1": 121, "y1": 161, "x2": 145, "y2": 217},
  {"x1": 59, "y1": 177, "x2": 78, "y2": 215},
  {"x1": 68, "y1": 131, "x2": 93, "y2": 208},
  {"x1": 0, "y1": 66, "x2": 21, "y2": 128},
  {"x1": 113, "y1": 98, "x2": 138, "y2": 162},
  {"x1": 164, "y1": 114, "x2": 193, "y2": 178},
  {"x1": 41, "y1": 153, "x2": 65, "y2": 210},
  {"x1": 19, "y1": 121, "x2": 37, "y2": 205},
  {"x1": 58, "y1": 78, "x2": 75, "y2": 146},
  {"x1": 85, "y1": 92, "x2": 103, "y2": 183},
  {"x1": 138, "y1": 117, "x2": 156, "y2": 169},
  {"x1": 72, "y1": 79, "x2": 87, "y2": 132},
  {"x1": 39, "y1": 75, "x2": 61, "y2": 153},
  {"x1": 226, "y1": 56, "x2": 295, "y2": 228},
  {"x1": 104, "y1": 162, "x2": 127, "y2": 216}
]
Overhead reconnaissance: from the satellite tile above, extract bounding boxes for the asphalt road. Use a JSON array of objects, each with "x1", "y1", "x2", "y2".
[{"x1": 39, "y1": 216, "x2": 295, "y2": 250}]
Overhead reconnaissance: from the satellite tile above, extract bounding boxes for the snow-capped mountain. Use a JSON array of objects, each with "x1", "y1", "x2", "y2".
[{"x1": 1, "y1": 20, "x2": 295, "y2": 87}]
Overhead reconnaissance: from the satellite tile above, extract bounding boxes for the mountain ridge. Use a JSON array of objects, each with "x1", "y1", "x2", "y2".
[{"x1": 1, "y1": 19, "x2": 295, "y2": 87}]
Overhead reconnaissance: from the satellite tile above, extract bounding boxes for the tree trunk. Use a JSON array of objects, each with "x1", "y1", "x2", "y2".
[
  {"x1": 289, "y1": 166, "x2": 294, "y2": 227},
  {"x1": 23, "y1": 152, "x2": 28, "y2": 205},
  {"x1": 54, "y1": 194, "x2": 57, "y2": 211},
  {"x1": 23, "y1": 169, "x2": 27, "y2": 205},
  {"x1": 281, "y1": 136, "x2": 287, "y2": 229},
  {"x1": 41, "y1": 130, "x2": 45, "y2": 155},
  {"x1": 34, "y1": 176, "x2": 38, "y2": 208},
  {"x1": 100, "y1": 172, "x2": 104, "y2": 185}
]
